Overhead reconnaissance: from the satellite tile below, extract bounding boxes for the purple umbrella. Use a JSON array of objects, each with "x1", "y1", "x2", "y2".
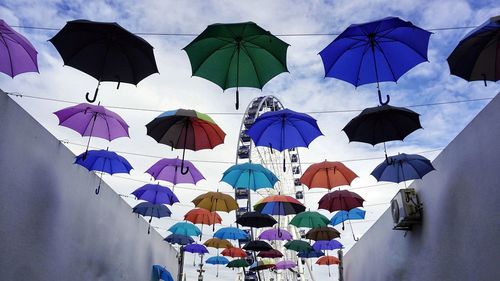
[
  {"x1": 0, "y1": 20, "x2": 38, "y2": 77},
  {"x1": 275, "y1": 260, "x2": 296, "y2": 270},
  {"x1": 258, "y1": 228, "x2": 293, "y2": 241},
  {"x1": 185, "y1": 243, "x2": 209, "y2": 266},
  {"x1": 54, "y1": 103, "x2": 129, "y2": 155},
  {"x1": 132, "y1": 183, "x2": 179, "y2": 205},
  {"x1": 312, "y1": 240, "x2": 343, "y2": 251},
  {"x1": 146, "y1": 158, "x2": 204, "y2": 191}
]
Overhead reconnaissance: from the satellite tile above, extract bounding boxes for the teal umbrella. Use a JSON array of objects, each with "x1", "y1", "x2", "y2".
[
  {"x1": 221, "y1": 163, "x2": 278, "y2": 191},
  {"x1": 168, "y1": 222, "x2": 201, "y2": 237}
]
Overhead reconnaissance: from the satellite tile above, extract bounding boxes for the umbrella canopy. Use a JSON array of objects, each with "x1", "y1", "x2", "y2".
[
  {"x1": 254, "y1": 195, "x2": 306, "y2": 215},
  {"x1": 132, "y1": 202, "x2": 171, "y2": 234},
  {"x1": 319, "y1": 16, "x2": 431, "y2": 105},
  {"x1": 49, "y1": 19, "x2": 158, "y2": 103},
  {"x1": 183, "y1": 21, "x2": 289, "y2": 109},
  {"x1": 312, "y1": 240, "x2": 343, "y2": 251},
  {"x1": 146, "y1": 158, "x2": 205, "y2": 187},
  {"x1": 221, "y1": 247, "x2": 247, "y2": 258},
  {"x1": 146, "y1": 109, "x2": 225, "y2": 174},
  {"x1": 0, "y1": 19, "x2": 38, "y2": 77},
  {"x1": 305, "y1": 227, "x2": 341, "y2": 241},
  {"x1": 203, "y1": 238, "x2": 233, "y2": 249},
  {"x1": 227, "y1": 259, "x2": 250, "y2": 268},
  {"x1": 289, "y1": 211, "x2": 330, "y2": 228},
  {"x1": 214, "y1": 227, "x2": 249, "y2": 240},
  {"x1": 447, "y1": 15, "x2": 500, "y2": 85},
  {"x1": 298, "y1": 250, "x2": 325, "y2": 258},
  {"x1": 235, "y1": 211, "x2": 277, "y2": 228},
  {"x1": 331, "y1": 208, "x2": 366, "y2": 227},
  {"x1": 184, "y1": 208, "x2": 222, "y2": 226},
  {"x1": 284, "y1": 240, "x2": 314, "y2": 253},
  {"x1": 243, "y1": 240, "x2": 273, "y2": 252},
  {"x1": 132, "y1": 184, "x2": 179, "y2": 205},
  {"x1": 300, "y1": 161, "x2": 358, "y2": 190},
  {"x1": 371, "y1": 153, "x2": 435, "y2": 183},
  {"x1": 168, "y1": 222, "x2": 201, "y2": 237},
  {"x1": 249, "y1": 259, "x2": 276, "y2": 271},
  {"x1": 275, "y1": 260, "x2": 297, "y2": 270},
  {"x1": 184, "y1": 243, "x2": 209, "y2": 254},
  {"x1": 316, "y1": 256, "x2": 340, "y2": 265},
  {"x1": 164, "y1": 234, "x2": 194, "y2": 245},
  {"x1": 258, "y1": 228, "x2": 293, "y2": 241},
  {"x1": 152, "y1": 265, "x2": 174, "y2": 281},
  {"x1": 318, "y1": 190, "x2": 365, "y2": 212},
  {"x1": 192, "y1": 191, "x2": 238, "y2": 213},
  {"x1": 258, "y1": 249, "x2": 283, "y2": 258},
  {"x1": 206, "y1": 256, "x2": 230, "y2": 265},
  {"x1": 221, "y1": 163, "x2": 278, "y2": 191}
]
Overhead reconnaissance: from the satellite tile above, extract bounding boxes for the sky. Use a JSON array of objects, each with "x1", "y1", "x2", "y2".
[{"x1": 1, "y1": 0, "x2": 499, "y2": 280}]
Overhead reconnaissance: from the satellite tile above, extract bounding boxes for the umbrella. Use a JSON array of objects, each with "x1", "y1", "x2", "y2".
[
  {"x1": 221, "y1": 163, "x2": 278, "y2": 191},
  {"x1": 168, "y1": 222, "x2": 201, "y2": 237},
  {"x1": 74, "y1": 149, "x2": 132, "y2": 194},
  {"x1": 447, "y1": 15, "x2": 500, "y2": 86},
  {"x1": 183, "y1": 21, "x2": 289, "y2": 109},
  {"x1": 249, "y1": 259, "x2": 276, "y2": 271},
  {"x1": 227, "y1": 259, "x2": 250, "y2": 268},
  {"x1": 305, "y1": 227, "x2": 341, "y2": 241},
  {"x1": 192, "y1": 191, "x2": 238, "y2": 213},
  {"x1": 184, "y1": 243, "x2": 209, "y2": 254},
  {"x1": 164, "y1": 234, "x2": 194, "y2": 245},
  {"x1": 258, "y1": 228, "x2": 293, "y2": 241},
  {"x1": 254, "y1": 195, "x2": 305, "y2": 235},
  {"x1": 145, "y1": 157, "x2": 205, "y2": 191},
  {"x1": 371, "y1": 153, "x2": 435, "y2": 184},
  {"x1": 203, "y1": 238, "x2": 233, "y2": 249},
  {"x1": 152, "y1": 265, "x2": 174, "y2": 281},
  {"x1": 235, "y1": 211, "x2": 277, "y2": 228},
  {"x1": 131, "y1": 183, "x2": 179, "y2": 205},
  {"x1": 331, "y1": 209, "x2": 366, "y2": 227},
  {"x1": 54, "y1": 103, "x2": 129, "y2": 155},
  {"x1": 146, "y1": 109, "x2": 225, "y2": 174},
  {"x1": 298, "y1": 250, "x2": 325, "y2": 258},
  {"x1": 284, "y1": 240, "x2": 313, "y2": 253},
  {"x1": 257, "y1": 249, "x2": 283, "y2": 258},
  {"x1": 214, "y1": 227, "x2": 249, "y2": 240},
  {"x1": 312, "y1": 240, "x2": 343, "y2": 251},
  {"x1": 49, "y1": 19, "x2": 158, "y2": 103},
  {"x1": 289, "y1": 211, "x2": 330, "y2": 229},
  {"x1": 300, "y1": 161, "x2": 358, "y2": 190},
  {"x1": 317, "y1": 255, "x2": 341, "y2": 277},
  {"x1": 319, "y1": 16, "x2": 431, "y2": 105},
  {"x1": 132, "y1": 202, "x2": 171, "y2": 234},
  {"x1": 221, "y1": 247, "x2": 247, "y2": 258},
  {"x1": 243, "y1": 240, "x2": 273, "y2": 252},
  {"x1": 184, "y1": 208, "x2": 222, "y2": 238},
  {"x1": 0, "y1": 19, "x2": 38, "y2": 77},
  {"x1": 275, "y1": 260, "x2": 296, "y2": 270},
  {"x1": 318, "y1": 190, "x2": 365, "y2": 213},
  {"x1": 206, "y1": 256, "x2": 230, "y2": 277},
  {"x1": 247, "y1": 108, "x2": 323, "y2": 171}
]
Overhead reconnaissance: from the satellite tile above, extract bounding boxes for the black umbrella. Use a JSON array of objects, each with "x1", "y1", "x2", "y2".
[
  {"x1": 236, "y1": 211, "x2": 277, "y2": 228},
  {"x1": 49, "y1": 19, "x2": 158, "y2": 103},
  {"x1": 243, "y1": 240, "x2": 273, "y2": 252}
]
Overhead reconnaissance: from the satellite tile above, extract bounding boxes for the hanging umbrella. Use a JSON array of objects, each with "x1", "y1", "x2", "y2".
[
  {"x1": 221, "y1": 163, "x2": 278, "y2": 191},
  {"x1": 227, "y1": 259, "x2": 250, "y2": 268},
  {"x1": 164, "y1": 234, "x2": 194, "y2": 245},
  {"x1": 284, "y1": 240, "x2": 313, "y2": 253},
  {"x1": 192, "y1": 191, "x2": 238, "y2": 213},
  {"x1": 184, "y1": 243, "x2": 209, "y2": 255},
  {"x1": 316, "y1": 256, "x2": 340, "y2": 277},
  {"x1": 298, "y1": 250, "x2": 325, "y2": 258},
  {"x1": 49, "y1": 19, "x2": 158, "y2": 103},
  {"x1": 300, "y1": 161, "x2": 358, "y2": 190},
  {"x1": 289, "y1": 211, "x2": 330, "y2": 229},
  {"x1": 214, "y1": 227, "x2": 249, "y2": 240},
  {"x1": 331, "y1": 209, "x2": 366, "y2": 227},
  {"x1": 319, "y1": 16, "x2": 431, "y2": 105},
  {"x1": 247, "y1": 108, "x2": 323, "y2": 171},
  {"x1": 146, "y1": 157, "x2": 205, "y2": 191},
  {"x1": 184, "y1": 208, "x2": 222, "y2": 238},
  {"x1": 447, "y1": 15, "x2": 500, "y2": 86},
  {"x1": 249, "y1": 259, "x2": 276, "y2": 271},
  {"x1": 206, "y1": 256, "x2": 230, "y2": 277},
  {"x1": 152, "y1": 265, "x2": 174, "y2": 281},
  {"x1": 258, "y1": 249, "x2": 283, "y2": 258},
  {"x1": 74, "y1": 149, "x2": 132, "y2": 194},
  {"x1": 203, "y1": 238, "x2": 233, "y2": 249},
  {"x1": 183, "y1": 21, "x2": 289, "y2": 109},
  {"x1": 132, "y1": 202, "x2": 171, "y2": 234},
  {"x1": 371, "y1": 153, "x2": 435, "y2": 184},
  {"x1": 235, "y1": 211, "x2": 277, "y2": 228},
  {"x1": 275, "y1": 260, "x2": 297, "y2": 270},
  {"x1": 305, "y1": 227, "x2": 341, "y2": 241},
  {"x1": 168, "y1": 222, "x2": 202, "y2": 237},
  {"x1": 254, "y1": 195, "x2": 305, "y2": 236},
  {"x1": 0, "y1": 19, "x2": 38, "y2": 77},
  {"x1": 243, "y1": 240, "x2": 273, "y2": 252},
  {"x1": 318, "y1": 190, "x2": 365, "y2": 213},
  {"x1": 312, "y1": 240, "x2": 343, "y2": 251},
  {"x1": 221, "y1": 247, "x2": 247, "y2": 258},
  {"x1": 54, "y1": 103, "x2": 129, "y2": 156},
  {"x1": 258, "y1": 228, "x2": 293, "y2": 241},
  {"x1": 146, "y1": 109, "x2": 225, "y2": 174},
  {"x1": 131, "y1": 183, "x2": 179, "y2": 205}
]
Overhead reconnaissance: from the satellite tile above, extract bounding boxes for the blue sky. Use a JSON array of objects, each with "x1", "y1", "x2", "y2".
[{"x1": 1, "y1": 1, "x2": 499, "y2": 280}]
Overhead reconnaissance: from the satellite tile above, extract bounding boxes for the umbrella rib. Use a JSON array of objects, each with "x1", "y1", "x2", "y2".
[
  {"x1": 323, "y1": 40, "x2": 366, "y2": 75},
  {"x1": 239, "y1": 44, "x2": 264, "y2": 88},
  {"x1": 191, "y1": 40, "x2": 236, "y2": 77},
  {"x1": 244, "y1": 35, "x2": 288, "y2": 67},
  {"x1": 222, "y1": 45, "x2": 238, "y2": 89},
  {"x1": 377, "y1": 30, "x2": 429, "y2": 60},
  {"x1": 0, "y1": 34, "x2": 14, "y2": 76},
  {"x1": 373, "y1": 42, "x2": 398, "y2": 81}
]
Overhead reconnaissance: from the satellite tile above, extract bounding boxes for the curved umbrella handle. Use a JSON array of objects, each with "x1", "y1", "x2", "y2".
[
  {"x1": 385, "y1": 155, "x2": 394, "y2": 165},
  {"x1": 86, "y1": 87, "x2": 99, "y2": 103},
  {"x1": 95, "y1": 184, "x2": 101, "y2": 195},
  {"x1": 377, "y1": 89, "x2": 390, "y2": 105},
  {"x1": 180, "y1": 160, "x2": 190, "y2": 175}
]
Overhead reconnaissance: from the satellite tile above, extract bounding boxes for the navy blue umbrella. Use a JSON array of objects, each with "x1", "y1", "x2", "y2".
[
  {"x1": 297, "y1": 250, "x2": 324, "y2": 258},
  {"x1": 371, "y1": 153, "x2": 435, "y2": 184},
  {"x1": 132, "y1": 202, "x2": 171, "y2": 234},
  {"x1": 164, "y1": 234, "x2": 194, "y2": 245},
  {"x1": 74, "y1": 149, "x2": 133, "y2": 194},
  {"x1": 320, "y1": 17, "x2": 431, "y2": 105}
]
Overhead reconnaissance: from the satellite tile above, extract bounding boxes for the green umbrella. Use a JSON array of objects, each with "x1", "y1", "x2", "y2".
[
  {"x1": 289, "y1": 211, "x2": 330, "y2": 228},
  {"x1": 183, "y1": 22, "x2": 289, "y2": 109},
  {"x1": 226, "y1": 259, "x2": 250, "y2": 268},
  {"x1": 284, "y1": 240, "x2": 314, "y2": 253}
]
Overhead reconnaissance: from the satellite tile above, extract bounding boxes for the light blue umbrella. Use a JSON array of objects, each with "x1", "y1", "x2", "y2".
[
  {"x1": 330, "y1": 208, "x2": 366, "y2": 227},
  {"x1": 168, "y1": 222, "x2": 201, "y2": 237},
  {"x1": 152, "y1": 265, "x2": 174, "y2": 281},
  {"x1": 213, "y1": 227, "x2": 249, "y2": 240},
  {"x1": 206, "y1": 256, "x2": 229, "y2": 277},
  {"x1": 221, "y1": 163, "x2": 278, "y2": 190}
]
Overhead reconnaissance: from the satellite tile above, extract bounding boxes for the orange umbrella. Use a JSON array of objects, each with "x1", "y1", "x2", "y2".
[
  {"x1": 316, "y1": 255, "x2": 340, "y2": 277},
  {"x1": 184, "y1": 208, "x2": 222, "y2": 240},
  {"x1": 221, "y1": 247, "x2": 247, "y2": 258},
  {"x1": 300, "y1": 161, "x2": 358, "y2": 190}
]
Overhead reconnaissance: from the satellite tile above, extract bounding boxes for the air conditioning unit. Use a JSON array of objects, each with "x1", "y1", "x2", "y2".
[{"x1": 391, "y1": 188, "x2": 422, "y2": 230}]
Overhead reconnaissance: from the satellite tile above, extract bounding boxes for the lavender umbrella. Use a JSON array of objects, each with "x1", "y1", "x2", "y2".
[
  {"x1": 132, "y1": 183, "x2": 179, "y2": 205},
  {"x1": 0, "y1": 20, "x2": 38, "y2": 77},
  {"x1": 258, "y1": 228, "x2": 293, "y2": 241},
  {"x1": 145, "y1": 158, "x2": 204, "y2": 191},
  {"x1": 275, "y1": 260, "x2": 296, "y2": 270}
]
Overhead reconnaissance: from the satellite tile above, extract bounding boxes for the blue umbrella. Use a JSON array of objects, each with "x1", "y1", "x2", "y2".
[
  {"x1": 371, "y1": 153, "x2": 435, "y2": 184},
  {"x1": 168, "y1": 222, "x2": 202, "y2": 237},
  {"x1": 74, "y1": 149, "x2": 133, "y2": 194},
  {"x1": 132, "y1": 202, "x2": 172, "y2": 234},
  {"x1": 213, "y1": 227, "x2": 249, "y2": 240},
  {"x1": 164, "y1": 234, "x2": 194, "y2": 245},
  {"x1": 221, "y1": 163, "x2": 278, "y2": 191},
  {"x1": 312, "y1": 240, "x2": 343, "y2": 251},
  {"x1": 247, "y1": 108, "x2": 323, "y2": 171},
  {"x1": 319, "y1": 17, "x2": 432, "y2": 105},
  {"x1": 298, "y1": 250, "x2": 324, "y2": 258},
  {"x1": 152, "y1": 265, "x2": 174, "y2": 281},
  {"x1": 330, "y1": 208, "x2": 366, "y2": 227},
  {"x1": 131, "y1": 183, "x2": 179, "y2": 205},
  {"x1": 206, "y1": 255, "x2": 229, "y2": 277}
]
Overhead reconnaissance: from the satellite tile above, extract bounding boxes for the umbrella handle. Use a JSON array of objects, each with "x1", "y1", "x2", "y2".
[
  {"x1": 86, "y1": 85, "x2": 99, "y2": 103},
  {"x1": 482, "y1": 74, "x2": 487, "y2": 87},
  {"x1": 235, "y1": 89, "x2": 239, "y2": 110},
  {"x1": 377, "y1": 89, "x2": 390, "y2": 105},
  {"x1": 181, "y1": 161, "x2": 190, "y2": 175},
  {"x1": 116, "y1": 76, "x2": 121, "y2": 89}
]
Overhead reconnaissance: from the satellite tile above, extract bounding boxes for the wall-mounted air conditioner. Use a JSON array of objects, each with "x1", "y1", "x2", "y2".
[{"x1": 391, "y1": 188, "x2": 422, "y2": 230}]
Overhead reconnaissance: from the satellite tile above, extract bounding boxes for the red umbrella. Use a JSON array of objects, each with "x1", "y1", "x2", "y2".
[
  {"x1": 257, "y1": 249, "x2": 283, "y2": 258},
  {"x1": 221, "y1": 247, "x2": 247, "y2": 258},
  {"x1": 300, "y1": 161, "x2": 358, "y2": 189},
  {"x1": 316, "y1": 256, "x2": 340, "y2": 277},
  {"x1": 184, "y1": 208, "x2": 222, "y2": 240},
  {"x1": 318, "y1": 190, "x2": 364, "y2": 212}
]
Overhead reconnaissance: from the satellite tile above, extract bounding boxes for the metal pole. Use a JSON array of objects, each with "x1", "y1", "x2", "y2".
[
  {"x1": 338, "y1": 249, "x2": 344, "y2": 281},
  {"x1": 177, "y1": 246, "x2": 185, "y2": 281},
  {"x1": 197, "y1": 254, "x2": 205, "y2": 281}
]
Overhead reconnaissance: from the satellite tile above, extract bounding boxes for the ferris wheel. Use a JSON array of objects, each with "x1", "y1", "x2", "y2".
[{"x1": 234, "y1": 96, "x2": 315, "y2": 281}]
